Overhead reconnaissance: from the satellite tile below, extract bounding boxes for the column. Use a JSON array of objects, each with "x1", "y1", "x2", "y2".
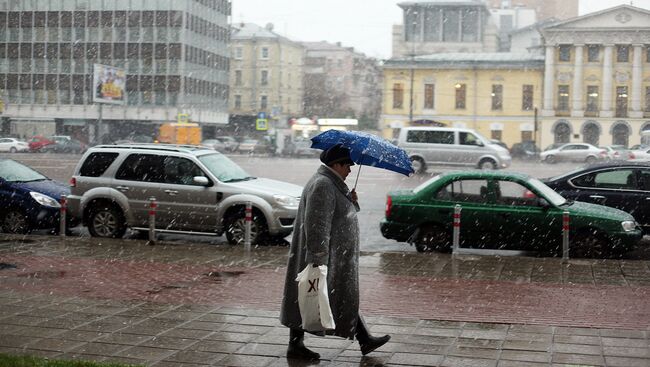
[
  {"x1": 600, "y1": 45, "x2": 614, "y2": 118},
  {"x1": 630, "y1": 44, "x2": 644, "y2": 118},
  {"x1": 542, "y1": 45, "x2": 555, "y2": 116},
  {"x1": 571, "y1": 44, "x2": 584, "y2": 117}
]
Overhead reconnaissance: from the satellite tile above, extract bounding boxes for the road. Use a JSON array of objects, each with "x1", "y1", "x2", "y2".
[{"x1": 2, "y1": 152, "x2": 647, "y2": 255}]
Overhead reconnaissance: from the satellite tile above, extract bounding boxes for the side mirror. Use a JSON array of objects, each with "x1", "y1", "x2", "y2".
[
  {"x1": 476, "y1": 141, "x2": 484, "y2": 147},
  {"x1": 193, "y1": 176, "x2": 210, "y2": 186}
]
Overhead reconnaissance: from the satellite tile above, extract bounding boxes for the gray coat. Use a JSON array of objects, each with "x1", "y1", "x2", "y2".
[{"x1": 280, "y1": 165, "x2": 361, "y2": 339}]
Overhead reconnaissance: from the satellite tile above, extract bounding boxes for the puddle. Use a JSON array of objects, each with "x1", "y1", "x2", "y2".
[
  {"x1": 205, "y1": 271, "x2": 245, "y2": 278},
  {"x1": 0, "y1": 263, "x2": 17, "y2": 270}
]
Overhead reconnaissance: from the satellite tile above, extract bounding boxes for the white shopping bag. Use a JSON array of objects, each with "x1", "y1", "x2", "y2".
[{"x1": 295, "y1": 264, "x2": 336, "y2": 332}]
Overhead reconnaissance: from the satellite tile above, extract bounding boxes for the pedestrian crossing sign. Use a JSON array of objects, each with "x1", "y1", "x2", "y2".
[{"x1": 256, "y1": 118, "x2": 268, "y2": 131}]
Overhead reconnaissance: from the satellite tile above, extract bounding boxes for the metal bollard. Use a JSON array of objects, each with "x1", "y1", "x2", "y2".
[
  {"x1": 452, "y1": 204, "x2": 461, "y2": 254},
  {"x1": 244, "y1": 202, "x2": 252, "y2": 252},
  {"x1": 147, "y1": 197, "x2": 157, "y2": 246},
  {"x1": 562, "y1": 210, "x2": 570, "y2": 261},
  {"x1": 59, "y1": 195, "x2": 67, "y2": 237}
]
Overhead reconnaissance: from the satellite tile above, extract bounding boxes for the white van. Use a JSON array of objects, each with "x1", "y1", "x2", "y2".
[{"x1": 397, "y1": 127, "x2": 511, "y2": 173}]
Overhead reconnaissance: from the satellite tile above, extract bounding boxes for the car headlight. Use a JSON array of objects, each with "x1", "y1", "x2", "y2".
[
  {"x1": 621, "y1": 221, "x2": 637, "y2": 232},
  {"x1": 274, "y1": 195, "x2": 299, "y2": 208},
  {"x1": 30, "y1": 192, "x2": 61, "y2": 208}
]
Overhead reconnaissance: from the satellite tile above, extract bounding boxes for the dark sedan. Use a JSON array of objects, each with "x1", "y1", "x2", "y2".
[
  {"x1": 543, "y1": 162, "x2": 650, "y2": 234},
  {"x1": 39, "y1": 139, "x2": 87, "y2": 154},
  {"x1": 0, "y1": 159, "x2": 70, "y2": 233}
]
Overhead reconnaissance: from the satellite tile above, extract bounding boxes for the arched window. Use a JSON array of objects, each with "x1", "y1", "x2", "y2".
[
  {"x1": 582, "y1": 122, "x2": 600, "y2": 146},
  {"x1": 612, "y1": 123, "x2": 630, "y2": 147},
  {"x1": 554, "y1": 122, "x2": 571, "y2": 144},
  {"x1": 641, "y1": 123, "x2": 650, "y2": 146}
]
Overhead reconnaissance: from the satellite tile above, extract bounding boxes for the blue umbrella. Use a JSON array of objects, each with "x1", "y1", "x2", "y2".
[{"x1": 311, "y1": 130, "x2": 414, "y2": 188}]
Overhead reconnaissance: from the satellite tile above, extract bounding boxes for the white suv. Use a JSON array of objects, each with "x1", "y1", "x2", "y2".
[{"x1": 67, "y1": 144, "x2": 302, "y2": 245}]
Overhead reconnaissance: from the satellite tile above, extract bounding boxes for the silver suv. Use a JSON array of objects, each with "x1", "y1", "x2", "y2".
[{"x1": 67, "y1": 144, "x2": 302, "y2": 245}]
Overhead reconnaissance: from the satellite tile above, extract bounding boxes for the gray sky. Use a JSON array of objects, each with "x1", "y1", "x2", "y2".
[{"x1": 232, "y1": 0, "x2": 650, "y2": 59}]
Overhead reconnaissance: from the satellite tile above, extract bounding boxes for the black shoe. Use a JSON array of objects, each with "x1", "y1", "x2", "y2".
[
  {"x1": 360, "y1": 334, "x2": 391, "y2": 355},
  {"x1": 287, "y1": 342, "x2": 320, "y2": 360}
]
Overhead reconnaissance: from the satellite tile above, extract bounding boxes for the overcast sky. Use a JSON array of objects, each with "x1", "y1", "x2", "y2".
[{"x1": 231, "y1": 0, "x2": 650, "y2": 59}]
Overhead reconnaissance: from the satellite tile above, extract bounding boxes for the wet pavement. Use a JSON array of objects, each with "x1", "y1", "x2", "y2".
[{"x1": 1, "y1": 234, "x2": 650, "y2": 366}]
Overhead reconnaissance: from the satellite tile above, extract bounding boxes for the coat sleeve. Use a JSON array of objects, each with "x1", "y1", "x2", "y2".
[{"x1": 303, "y1": 179, "x2": 335, "y2": 266}]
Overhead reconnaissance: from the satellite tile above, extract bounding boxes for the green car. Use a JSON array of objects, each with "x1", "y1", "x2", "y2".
[{"x1": 380, "y1": 171, "x2": 643, "y2": 257}]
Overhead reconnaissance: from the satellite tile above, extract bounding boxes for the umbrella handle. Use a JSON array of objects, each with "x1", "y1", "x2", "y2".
[{"x1": 353, "y1": 157, "x2": 363, "y2": 190}]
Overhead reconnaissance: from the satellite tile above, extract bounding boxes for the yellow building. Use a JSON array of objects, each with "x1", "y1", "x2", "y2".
[
  {"x1": 538, "y1": 5, "x2": 650, "y2": 148},
  {"x1": 230, "y1": 23, "x2": 304, "y2": 123},
  {"x1": 381, "y1": 53, "x2": 544, "y2": 147}
]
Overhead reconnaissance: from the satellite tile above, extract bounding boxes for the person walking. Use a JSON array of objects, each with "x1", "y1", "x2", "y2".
[{"x1": 280, "y1": 144, "x2": 390, "y2": 360}]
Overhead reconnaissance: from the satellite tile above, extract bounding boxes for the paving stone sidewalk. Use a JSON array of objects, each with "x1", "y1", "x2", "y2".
[{"x1": 1, "y1": 234, "x2": 650, "y2": 366}]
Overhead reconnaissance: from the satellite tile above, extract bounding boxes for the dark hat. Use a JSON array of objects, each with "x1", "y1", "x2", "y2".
[{"x1": 320, "y1": 144, "x2": 355, "y2": 166}]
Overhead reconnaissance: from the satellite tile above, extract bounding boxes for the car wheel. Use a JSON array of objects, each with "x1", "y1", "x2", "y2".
[
  {"x1": 1, "y1": 209, "x2": 30, "y2": 234},
  {"x1": 9, "y1": 147, "x2": 17, "y2": 153},
  {"x1": 570, "y1": 229, "x2": 609, "y2": 259},
  {"x1": 225, "y1": 208, "x2": 268, "y2": 245},
  {"x1": 544, "y1": 155, "x2": 556, "y2": 164},
  {"x1": 87, "y1": 204, "x2": 127, "y2": 238},
  {"x1": 414, "y1": 224, "x2": 451, "y2": 253},
  {"x1": 410, "y1": 157, "x2": 426, "y2": 174},
  {"x1": 585, "y1": 156, "x2": 597, "y2": 164},
  {"x1": 478, "y1": 159, "x2": 497, "y2": 170}
]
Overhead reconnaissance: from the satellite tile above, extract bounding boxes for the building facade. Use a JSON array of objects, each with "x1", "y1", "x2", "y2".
[
  {"x1": 381, "y1": 53, "x2": 544, "y2": 145},
  {"x1": 229, "y1": 23, "x2": 304, "y2": 132},
  {"x1": 539, "y1": 5, "x2": 650, "y2": 148},
  {"x1": 392, "y1": 0, "x2": 499, "y2": 58},
  {"x1": 302, "y1": 41, "x2": 382, "y2": 125},
  {"x1": 485, "y1": 0, "x2": 578, "y2": 22},
  {"x1": 0, "y1": 0, "x2": 230, "y2": 143}
]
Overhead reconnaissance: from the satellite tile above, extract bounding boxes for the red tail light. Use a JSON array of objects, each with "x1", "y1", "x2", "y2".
[
  {"x1": 69, "y1": 177, "x2": 76, "y2": 187},
  {"x1": 385, "y1": 195, "x2": 392, "y2": 218},
  {"x1": 630, "y1": 152, "x2": 635, "y2": 159},
  {"x1": 599, "y1": 150, "x2": 607, "y2": 156}
]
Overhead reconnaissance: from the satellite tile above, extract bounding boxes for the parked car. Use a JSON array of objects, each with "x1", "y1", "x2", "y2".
[
  {"x1": 540, "y1": 143, "x2": 607, "y2": 164},
  {"x1": 490, "y1": 139, "x2": 509, "y2": 151},
  {"x1": 0, "y1": 138, "x2": 29, "y2": 153},
  {"x1": 543, "y1": 161, "x2": 650, "y2": 234},
  {"x1": 237, "y1": 138, "x2": 274, "y2": 155},
  {"x1": 510, "y1": 140, "x2": 540, "y2": 160},
  {"x1": 67, "y1": 144, "x2": 302, "y2": 245},
  {"x1": 39, "y1": 138, "x2": 87, "y2": 154},
  {"x1": 600, "y1": 145, "x2": 633, "y2": 161},
  {"x1": 630, "y1": 147, "x2": 650, "y2": 161},
  {"x1": 630, "y1": 144, "x2": 649, "y2": 151},
  {"x1": 0, "y1": 158, "x2": 69, "y2": 233},
  {"x1": 201, "y1": 139, "x2": 226, "y2": 152},
  {"x1": 397, "y1": 127, "x2": 512, "y2": 173},
  {"x1": 380, "y1": 171, "x2": 642, "y2": 258},
  {"x1": 216, "y1": 136, "x2": 239, "y2": 152},
  {"x1": 28, "y1": 135, "x2": 55, "y2": 152},
  {"x1": 283, "y1": 138, "x2": 319, "y2": 157}
]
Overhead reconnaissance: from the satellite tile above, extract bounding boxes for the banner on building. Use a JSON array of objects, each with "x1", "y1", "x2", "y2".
[{"x1": 93, "y1": 64, "x2": 126, "y2": 105}]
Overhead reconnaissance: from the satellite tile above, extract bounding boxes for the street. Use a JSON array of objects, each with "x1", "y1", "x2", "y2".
[{"x1": 2, "y1": 152, "x2": 648, "y2": 256}]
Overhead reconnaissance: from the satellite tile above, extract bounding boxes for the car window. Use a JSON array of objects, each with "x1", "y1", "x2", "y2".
[
  {"x1": 459, "y1": 132, "x2": 480, "y2": 146},
  {"x1": 406, "y1": 130, "x2": 454, "y2": 144},
  {"x1": 79, "y1": 152, "x2": 119, "y2": 177},
  {"x1": 435, "y1": 179, "x2": 489, "y2": 203},
  {"x1": 640, "y1": 170, "x2": 650, "y2": 191},
  {"x1": 571, "y1": 169, "x2": 636, "y2": 190},
  {"x1": 162, "y1": 156, "x2": 206, "y2": 185},
  {"x1": 0, "y1": 159, "x2": 48, "y2": 182},
  {"x1": 198, "y1": 152, "x2": 252, "y2": 182},
  {"x1": 115, "y1": 154, "x2": 165, "y2": 182},
  {"x1": 495, "y1": 180, "x2": 538, "y2": 207}
]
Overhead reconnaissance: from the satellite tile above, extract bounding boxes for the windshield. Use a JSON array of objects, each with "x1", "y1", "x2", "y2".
[
  {"x1": 198, "y1": 153, "x2": 254, "y2": 183},
  {"x1": 527, "y1": 178, "x2": 567, "y2": 207},
  {"x1": 0, "y1": 159, "x2": 48, "y2": 182}
]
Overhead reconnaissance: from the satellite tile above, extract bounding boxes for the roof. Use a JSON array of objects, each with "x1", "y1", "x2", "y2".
[
  {"x1": 544, "y1": 4, "x2": 650, "y2": 29},
  {"x1": 231, "y1": 23, "x2": 294, "y2": 43},
  {"x1": 398, "y1": 0, "x2": 485, "y2": 7},
  {"x1": 440, "y1": 170, "x2": 533, "y2": 181},
  {"x1": 91, "y1": 144, "x2": 214, "y2": 154},
  {"x1": 384, "y1": 52, "x2": 544, "y2": 69}
]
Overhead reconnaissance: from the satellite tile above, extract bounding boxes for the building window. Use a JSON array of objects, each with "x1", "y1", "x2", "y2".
[
  {"x1": 261, "y1": 70, "x2": 268, "y2": 85},
  {"x1": 586, "y1": 86, "x2": 599, "y2": 114},
  {"x1": 587, "y1": 45, "x2": 600, "y2": 62},
  {"x1": 558, "y1": 45, "x2": 571, "y2": 62},
  {"x1": 455, "y1": 83, "x2": 466, "y2": 109},
  {"x1": 491, "y1": 84, "x2": 503, "y2": 110},
  {"x1": 521, "y1": 131, "x2": 532, "y2": 141},
  {"x1": 616, "y1": 86, "x2": 628, "y2": 117},
  {"x1": 424, "y1": 83, "x2": 434, "y2": 109},
  {"x1": 235, "y1": 70, "x2": 241, "y2": 85},
  {"x1": 261, "y1": 47, "x2": 269, "y2": 59},
  {"x1": 234, "y1": 95, "x2": 241, "y2": 109},
  {"x1": 392, "y1": 83, "x2": 403, "y2": 109},
  {"x1": 557, "y1": 85, "x2": 569, "y2": 111},
  {"x1": 645, "y1": 86, "x2": 650, "y2": 113},
  {"x1": 647, "y1": 46, "x2": 650, "y2": 63},
  {"x1": 612, "y1": 123, "x2": 630, "y2": 146},
  {"x1": 522, "y1": 84, "x2": 533, "y2": 110},
  {"x1": 260, "y1": 95, "x2": 267, "y2": 110},
  {"x1": 617, "y1": 45, "x2": 629, "y2": 63},
  {"x1": 491, "y1": 130, "x2": 502, "y2": 141},
  {"x1": 235, "y1": 47, "x2": 242, "y2": 59}
]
